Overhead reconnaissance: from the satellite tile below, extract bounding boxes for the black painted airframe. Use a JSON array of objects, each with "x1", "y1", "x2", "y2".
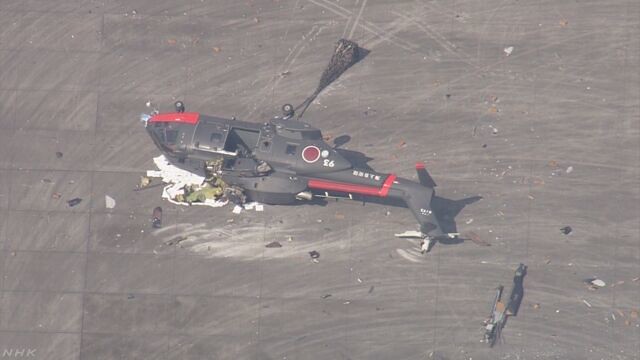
[{"x1": 142, "y1": 102, "x2": 452, "y2": 252}]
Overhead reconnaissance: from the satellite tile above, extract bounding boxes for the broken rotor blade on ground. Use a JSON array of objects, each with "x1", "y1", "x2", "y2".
[{"x1": 296, "y1": 39, "x2": 368, "y2": 119}]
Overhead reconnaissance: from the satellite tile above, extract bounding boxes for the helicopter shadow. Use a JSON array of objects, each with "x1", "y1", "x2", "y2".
[{"x1": 431, "y1": 195, "x2": 483, "y2": 245}]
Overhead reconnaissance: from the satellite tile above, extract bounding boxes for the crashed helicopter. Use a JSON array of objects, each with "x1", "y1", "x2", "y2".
[{"x1": 141, "y1": 39, "x2": 458, "y2": 252}]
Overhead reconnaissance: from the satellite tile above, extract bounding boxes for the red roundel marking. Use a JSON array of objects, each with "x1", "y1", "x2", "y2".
[{"x1": 302, "y1": 146, "x2": 321, "y2": 163}]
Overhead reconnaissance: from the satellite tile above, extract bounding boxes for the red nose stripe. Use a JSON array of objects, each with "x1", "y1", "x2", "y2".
[
  {"x1": 308, "y1": 173, "x2": 396, "y2": 198},
  {"x1": 415, "y1": 162, "x2": 425, "y2": 169},
  {"x1": 149, "y1": 112, "x2": 200, "y2": 125}
]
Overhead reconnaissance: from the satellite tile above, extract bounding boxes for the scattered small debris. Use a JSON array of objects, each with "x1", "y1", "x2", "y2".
[
  {"x1": 465, "y1": 218, "x2": 474, "y2": 225},
  {"x1": 55, "y1": 151, "x2": 63, "y2": 159},
  {"x1": 445, "y1": 93, "x2": 451, "y2": 99},
  {"x1": 611, "y1": 280, "x2": 625, "y2": 287},
  {"x1": 384, "y1": 210, "x2": 391, "y2": 216},
  {"x1": 213, "y1": 46, "x2": 221, "y2": 53},
  {"x1": 253, "y1": 17, "x2": 259, "y2": 23},
  {"x1": 466, "y1": 231, "x2": 491, "y2": 246},
  {"x1": 167, "y1": 38, "x2": 177, "y2": 45},
  {"x1": 152, "y1": 206, "x2": 162, "y2": 228},
  {"x1": 232, "y1": 205, "x2": 243, "y2": 214},
  {"x1": 67, "y1": 198, "x2": 82, "y2": 207},
  {"x1": 368, "y1": 286, "x2": 374, "y2": 294},
  {"x1": 357, "y1": 278, "x2": 363, "y2": 283},
  {"x1": 544, "y1": 259, "x2": 551, "y2": 264},
  {"x1": 560, "y1": 226, "x2": 572, "y2": 235},
  {"x1": 632, "y1": 277, "x2": 639, "y2": 282},
  {"x1": 582, "y1": 299, "x2": 592, "y2": 308},
  {"x1": 308, "y1": 250, "x2": 320, "y2": 261},
  {"x1": 630, "y1": 310, "x2": 638, "y2": 319},
  {"x1": 528, "y1": 194, "x2": 535, "y2": 200},
  {"x1": 139, "y1": 176, "x2": 151, "y2": 188},
  {"x1": 255, "y1": 204, "x2": 264, "y2": 212},
  {"x1": 565, "y1": 166, "x2": 573, "y2": 174},
  {"x1": 532, "y1": 303, "x2": 540, "y2": 309},
  {"x1": 280, "y1": 71, "x2": 291, "y2": 77},
  {"x1": 127, "y1": 294, "x2": 135, "y2": 300},
  {"x1": 105, "y1": 195, "x2": 116, "y2": 209},
  {"x1": 321, "y1": 294, "x2": 332, "y2": 299},
  {"x1": 584, "y1": 278, "x2": 606, "y2": 288},
  {"x1": 488, "y1": 105, "x2": 499, "y2": 114},
  {"x1": 265, "y1": 241, "x2": 282, "y2": 248},
  {"x1": 164, "y1": 236, "x2": 187, "y2": 246},
  {"x1": 559, "y1": 19, "x2": 569, "y2": 27},
  {"x1": 482, "y1": 144, "x2": 487, "y2": 148},
  {"x1": 398, "y1": 140, "x2": 407, "y2": 148},
  {"x1": 42, "y1": 178, "x2": 52, "y2": 183},
  {"x1": 504, "y1": 46, "x2": 514, "y2": 56},
  {"x1": 343, "y1": 300, "x2": 351, "y2": 305}
]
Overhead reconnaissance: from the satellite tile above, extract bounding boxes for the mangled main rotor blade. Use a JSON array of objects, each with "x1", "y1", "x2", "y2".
[
  {"x1": 316, "y1": 39, "x2": 360, "y2": 93},
  {"x1": 297, "y1": 39, "x2": 366, "y2": 119}
]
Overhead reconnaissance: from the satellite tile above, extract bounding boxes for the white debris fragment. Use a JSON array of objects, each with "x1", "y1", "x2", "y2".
[
  {"x1": 105, "y1": 195, "x2": 116, "y2": 209},
  {"x1": 566, "y1": 166, "x2": 573, "y2": 174},
  {"x1": 466, "y1": 218, "x2": 474, "y2": 224},
  {"x1": 504, "y1": 46, "x2": 514, "y2": 56},
  {"x1": 590, "y1": 279, "x2": 606, "y2": 287},
  {"x1": 243, "y1": 202, "x2": 255, "y2": 210},
  {"x1": 582, "y1": 299, "x2": 592, "y2": 308},
  {"x1": 232, "y1": 205, "x2": 243, "y2": 214},
  {"x1": 147, "y1": 155, "x2": 227, "y2": 208},
  {"x1": 148, "y1": 155, "x2": 205, "y2": 185},
  {"x1": 255, "y1": 204, "x2": 264, "y2": 212}
]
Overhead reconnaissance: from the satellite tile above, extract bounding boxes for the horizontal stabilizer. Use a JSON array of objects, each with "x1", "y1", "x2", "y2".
[
  {"x1": 394, "y1": 231, "x2": 425, "y2": 238},
  {"x1": 416, "y1": 162, "x2": 437, "y2": 188}
]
